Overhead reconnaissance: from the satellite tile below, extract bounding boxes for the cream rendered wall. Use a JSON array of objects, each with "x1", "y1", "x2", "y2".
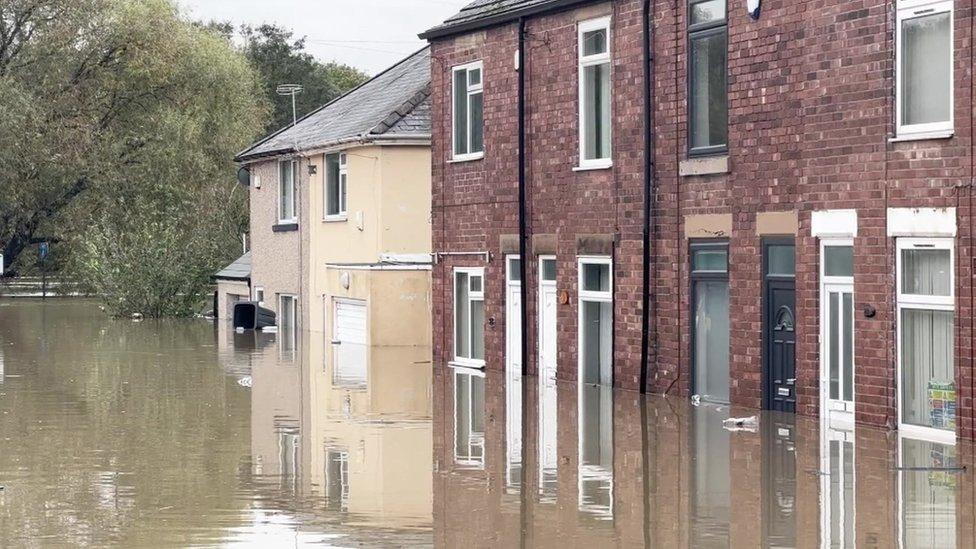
[{"x1": 379, "y1": 146, "x2": 432, "y2": 255}]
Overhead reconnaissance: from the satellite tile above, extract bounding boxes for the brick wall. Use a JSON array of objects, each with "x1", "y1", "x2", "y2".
[{"x1": 430, "y1": 0, "x2": 976, "y2": 438}]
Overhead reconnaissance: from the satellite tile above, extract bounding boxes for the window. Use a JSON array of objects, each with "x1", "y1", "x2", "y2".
[
  {"x1": 896, "y1": 0, "x2": 953, "y2": 138},
  {"x1": 897, "y1": 239, "x2": 954, "y2": 442},
  {"x1": 325, "y1": 152, "x2": 347, "y2": 218},
  {"x1": 452, "y1": 61, "x2": 484, "y2": 160},
  {"x1": 578, "y1": 257, "x2": 613, "y2": 386},
  {"x1": 688, "y1": 0, "x2": 728, "y2": 155},
  {"x1": 278, "y1": 160, "x2": 298, "y2": 223},
  {"x1": 253, "y1": 286, "x2": 265, "y2": 305},
  {"x1": 278, "y1": 294, "x2": 298, "y2": 358},
  {"x1": 578, "y1": 17, "x2": 612, "y2": 168},
  {"x1": 454, "y1": 268, "x2": 485, "y2": 366},
  {"x1": 691, "y1": 242, "x2": 730, "y2": 404}
]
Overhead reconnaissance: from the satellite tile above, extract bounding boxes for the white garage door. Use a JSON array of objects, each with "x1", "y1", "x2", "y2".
[{"x1": 333, "y1": 299, "x2": 367, "y2": 386}]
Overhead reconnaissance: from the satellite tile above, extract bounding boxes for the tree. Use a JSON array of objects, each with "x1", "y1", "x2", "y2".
[{"x1": 0, "y1": 0, "x2": 269, "y2": 315}]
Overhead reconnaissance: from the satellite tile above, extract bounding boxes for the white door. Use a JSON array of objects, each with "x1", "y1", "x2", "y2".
[
  {"x1": 538, "y1": 257, "x2": 558, "y2": 498},
  {"x1": 505, "y1": 257, "x2": 522, "y2": 488},
  {"x1": 820, "y1": 425, "x2": 856, "y2": 549},
  {"x1": 333, "y1": 299, "x2": 367, "y2": 386},
  {"x1": 822, "y1": 282, "x2": 855, "y2": 427}
]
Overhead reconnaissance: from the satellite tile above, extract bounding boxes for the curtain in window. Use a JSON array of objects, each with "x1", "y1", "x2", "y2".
[
  {"x1": 694, "y1": 280, "x2": 730, "y2": 403},
  {"x1": 902, "y1": 12, "x2": 951, "y2": 126},
  {"x1": 901, "y1": 308, "x2": 954, "y2": 429},
  {"x1": 902, "y1": 249, "x2": 951, "y2": 296}
]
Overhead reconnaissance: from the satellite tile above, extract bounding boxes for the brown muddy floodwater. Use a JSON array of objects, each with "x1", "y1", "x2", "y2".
[{"x1": 0, "y1": 300, "x2": 971, "y2": 547}]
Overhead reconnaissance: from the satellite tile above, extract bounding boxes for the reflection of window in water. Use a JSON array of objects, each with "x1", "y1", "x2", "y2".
[
  {"x1": 691, "y1": 405, "x2": 730, "y2": 546},
  {"x1": 277, "y1": 424, "x2": 300, "y2": 490},
  {"x1": 325, "y1": 449, "x2": 349, "y2": 512},
  {"x1": 820, "y1": 426, "x2": 855, "y2": 549},
  {"x1": 506, "y1": 372, "x2": 522, "y2": 492},
  {"x1": 900, "y1": 437, "x2": 956, "y2": 549},
  {"x1": 578, "y1": 384, "x2": 613, "y2": 519},
  {"x1": 454, "y1": 369, "x2": 485, "y2": 468}
]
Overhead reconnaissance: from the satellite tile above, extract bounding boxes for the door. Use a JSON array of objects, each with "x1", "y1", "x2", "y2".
[
  {"x1": 823, "y1": 283, "x2": 855, "y2": 426},
  {"x1": 764, "y1": 239, "x2": 796, "y2": 413},
  {"x1": 333, "y1": 299, "x2": 367, "y2": 386},
  {"x1": 505, "y1": 256, "x2": 522, "y2": 489},
  {"x1": 538, "y1": 256, "x2": 558, "y2": 499},
  {"x1": 691, "y1": 242, "x2": 731, "y2": 404}
]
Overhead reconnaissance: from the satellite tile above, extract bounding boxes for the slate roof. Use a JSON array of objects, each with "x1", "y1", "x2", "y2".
[
  {"x1": 236, "y1": 47, "x2": 431, "y2": 162},
  {"x1": 213, "y1": 252, "x2": 251, "y2": 281},
  {"x1": 420, "y1": 0, "x2": 579, "y2": 40}
]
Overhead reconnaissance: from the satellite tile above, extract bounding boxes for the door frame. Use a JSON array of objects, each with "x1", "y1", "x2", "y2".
[
  {"x1": 761, "y1": 236, "x2": 796, "y2": 412},
  {"x1": 689, "y1": 239, "x2": 730, "y2": 404},
  {"x1": 819, "y1": 238, "x2": 855, "y2": 427}
]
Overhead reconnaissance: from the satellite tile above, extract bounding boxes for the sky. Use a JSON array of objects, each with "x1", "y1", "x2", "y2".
[{"x1": 179, "y1": 0, "x2": 470, "y2": 74}]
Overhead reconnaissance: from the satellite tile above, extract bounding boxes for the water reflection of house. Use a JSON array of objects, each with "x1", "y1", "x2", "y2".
[{"x1": 432, "y1": 368, "x2": 976, "y2": 548}]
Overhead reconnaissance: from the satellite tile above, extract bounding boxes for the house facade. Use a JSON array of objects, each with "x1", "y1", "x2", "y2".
[
  {"x1": 232, "y1": 48, "x2": 433, "y2": 383},
  {"x1": 422, "y1": 0, "x2": 976, "y2": 443}
]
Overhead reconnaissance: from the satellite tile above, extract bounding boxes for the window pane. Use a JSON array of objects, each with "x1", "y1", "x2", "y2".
[
  {"x1": 829, "y1": 292, "x2": 839, "y2": 400},
  {"x1": 900, "y1": 308, "x2": 954, "y2": 431},
  {"x1": 691, "y1": 0, "x2": 726, "y2": 25},
  {"x1": 581, "y1": 300, "x2": 613, "y2": 385},
  {"x1": 824, "y1": 246, "x2": 854, "y2": 277},
  {"x1": 901, "y1": 12, "x2": 951, "y2": 126},
  {"x1": 470, "y1": 91, "x2": 484, "y2": 154},
  {"x1": 542, "y1": 259, "x2": 557, "y2": 282},
  {"x1": 582, "y1": 28, "x2": 608, "y2": 56},
  {"x1": 326, "y1": 154, "x2": 340, "y2": 216},
  {"x1": 472, "y1": 299, "x2": 485, "y2": 361},
  {"x1": 583, "y1": 63, "x2": 611, "y2": 160},
  {"x1": 469, "y1": 67, "x2": 481, "y2": 87},
  {"x1": 455, "y1": 273, "x2": 470, "y2": 358},
  {"x1": 766, "y1": 244, "x2": 795, "y2": 276},
  {"x1": 509, "y1": 258, "x2": 521, "y2": 282},
  {"x1": 582, "y1": 262, "x2": 611, "y2": 292},
  {"x1": 902, "y1": 248, "x2": 951, "y2": 296},
  {"x1": 842, "y1": 292, "x2": 854, "y2": 402},
  {"x1": 339, "y1": 173, "x2": 347, "y2": 212},
  {"x1": 454, "y1": 70, "x2": 469, "y2": 154},
  {"x1": 694, "y1": 280, "x2": 730, "y2": 403},
  {"x1": 692, "y1": 248, "x2": 728, "y2": 272},
  {"x1": 690, "y1": 31, "x2": 728, "y2": 150},
  {"x1": 470, "y1": 275, "x2": 483, "y2": 293}
]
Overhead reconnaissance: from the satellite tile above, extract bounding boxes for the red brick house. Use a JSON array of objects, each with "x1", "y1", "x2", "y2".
[{"x1": 421, "y1": 0, "x2": 975, "y2": 444}]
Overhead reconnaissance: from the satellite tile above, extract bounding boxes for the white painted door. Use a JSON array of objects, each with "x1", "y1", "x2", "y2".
[
  {"x1": 538, "y1": 257, "x2": 558, "y2": 498},
  {"x1": 333, "y1": 299, "x2": 367, "y2": 386},
  {"x1": 822, "y1": 282, "x2": 855, "y2": 427},
  {"x1": 505, "y1": 257, "x2": 522, "y2": 488},
  {"x1": 820, "y1": 425, "x2": 856, "y2": 549}
]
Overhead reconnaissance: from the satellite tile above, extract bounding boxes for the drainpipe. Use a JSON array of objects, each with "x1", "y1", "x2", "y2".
[
  {"x1": 518, "y1": 18, "x2": 530, "y2": 377},
  {"x1": 639, "y1": 0, "x2": 656, "y2": 394}
]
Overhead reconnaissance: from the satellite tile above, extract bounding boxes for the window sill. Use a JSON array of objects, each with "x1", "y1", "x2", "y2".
[
  {"x1": 573, "y1": 161, "x2": 613, "y2": 172},
  {"x1": 679, "y1": 155, "x2": 730, "y2": 177},
  {"x1": 323, "y1": 215, "x2": 348, "y2": 223},
  {"x1": 272, "y1": 222, "x2": 299, "y2": 233},
  {"x1": 448, "y1": 153, "x2": 484, "y2": 164},
  {"x1": 889, "y1": 130, "x2": 954, "y2": 143},
  {"x1": 448, "y1": 359, "x2": 485, "y2": 371}
]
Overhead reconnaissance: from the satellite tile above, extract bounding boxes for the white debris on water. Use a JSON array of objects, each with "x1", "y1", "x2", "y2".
[{"x1": 723, "y1": 416, "x2": 759, "y2": 433}]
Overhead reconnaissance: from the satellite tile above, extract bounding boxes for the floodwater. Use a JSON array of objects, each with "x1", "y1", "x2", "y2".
[{"x1": 0, "y1": 300, "x2": 972, "y2": 548}]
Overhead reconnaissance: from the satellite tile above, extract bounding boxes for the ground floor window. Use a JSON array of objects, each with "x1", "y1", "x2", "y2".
[
  {"x1": 253, "y1": 286, "x2": 265, "y2": 305},
  {"x1": 278, "y1": 294, "x2": 298, "y2": 357},
  {"x1": 691, "y1": 241, "x2": 730, "y2": 404},
  {"x1": 454, "y1": 368, "x2": 485, "y2": 468},
  {"x1": 897, "y1": 239, "x2": 954, "y2": 442},
  {"x1": 578, "y1": 256, "x2": 613, "y2": 387},
  {"x1": 454, "y1": 268, "x2": 485, "y2": 366}
]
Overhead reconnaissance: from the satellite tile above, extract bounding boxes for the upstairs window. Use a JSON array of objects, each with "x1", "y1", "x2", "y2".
[
  {"x1": 578, "y1": 17, "x2": 612, "y2": 168},
  {"x1": 278, "y1": 160, "x2": 297, "y2": 223},
  {"x1": 688, "y1": 0, "x2": 728, "y2": 155},
  {"x1": 325, "y1": 152, "x2": 347, "y2": 218},
  {"x1": 452, "y1": 61, "x2": 484, "y2": 160},
  {"x1": 897, "y1": 0, "x2": 953, "y2": 138}
]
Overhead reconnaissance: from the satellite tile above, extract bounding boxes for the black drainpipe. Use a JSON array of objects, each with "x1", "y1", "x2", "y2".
[
  {"x1": 639, "y1": 0, "x2": 656, "y2": 394},
  {"x1": 518, "y1": 18, "x2": 530, "y2": 377}
]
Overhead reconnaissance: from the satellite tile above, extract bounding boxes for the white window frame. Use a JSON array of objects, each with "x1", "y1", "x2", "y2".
[
  {"x1": 277, "y1": 159, "x2": 298, "y2": 224},
  {"x1": 277, "y1": 293, "x2": 299, "y2": 361},
  {"x1": 253, "y1": 286, "x2": 265, "y2": 306},
  {"x1": 577, "y1": 256, "x2": 613, "y2": 388},
  {"x1": 895, "y1": 0, "x2": 954, "y2": 139},
  {"x1": 453, "y1": 267, "x2": 486, "y2": 368},
  {"x1": 820, "y1": 239, "x2": 856, "y2": 428},
  {"x1": 324, "y1": 152, "x2": 348, "y2": 221},
  {"x1": 577, "y1": 16, "x2": 613, "y2": 170},
  {"x1": 451, "y1": 61, "x2": 484, "y2": 162},
  {"x1": 896, "y1": 237, "x2": 955, "y2": 445}
]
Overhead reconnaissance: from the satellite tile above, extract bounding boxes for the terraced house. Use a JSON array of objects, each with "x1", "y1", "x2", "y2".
[
  {"x1": 229, "y1": 47, "x2": 433, "y2": 387},
  {"x1": 422, "y1": 0, "x2": 976, "y2": 448}
]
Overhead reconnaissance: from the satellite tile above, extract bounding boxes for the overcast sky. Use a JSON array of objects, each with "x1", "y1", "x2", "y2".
[{"x1": 179, "y1": 0, "x2": 468, "y2": 74}]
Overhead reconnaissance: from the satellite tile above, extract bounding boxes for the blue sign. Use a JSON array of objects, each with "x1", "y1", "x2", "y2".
[{"x1": 39, "y1": 242, "x2": 49, "y2": 260}]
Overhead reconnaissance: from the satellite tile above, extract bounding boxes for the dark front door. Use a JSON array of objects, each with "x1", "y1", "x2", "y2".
[{"x1": 764, "y1": 239, "x2": 796, "y2": 413}]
